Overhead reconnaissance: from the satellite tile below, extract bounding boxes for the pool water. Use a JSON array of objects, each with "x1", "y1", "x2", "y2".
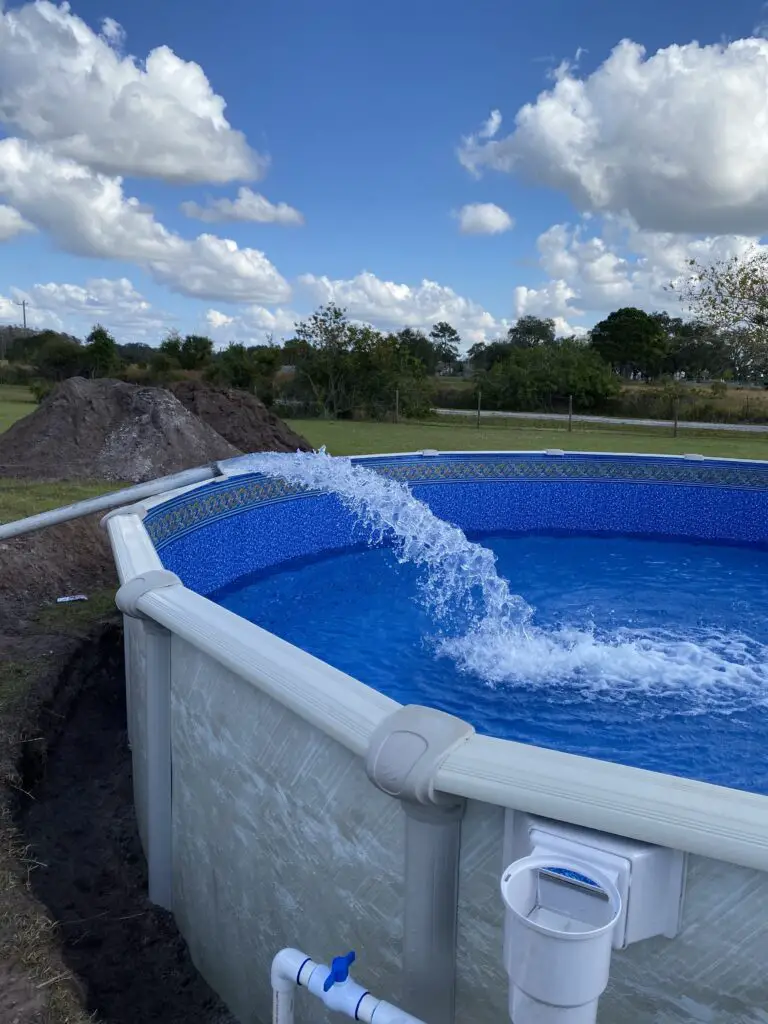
[{"x1": 214, "y1": 534, "x2": 768, "y2": 794}]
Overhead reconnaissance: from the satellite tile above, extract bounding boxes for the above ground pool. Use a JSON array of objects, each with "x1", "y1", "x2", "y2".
[{"x1": 145, "y1": 450, "x2": 768, "y2": 796}]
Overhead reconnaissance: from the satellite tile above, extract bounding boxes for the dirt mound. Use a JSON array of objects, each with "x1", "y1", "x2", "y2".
[
  {"x1": 169, "y1": 380, "x2": 311, "y2": 454},
  {"x1": 0, "y1": 377, "x2": 239, "y2": 483},
  {"x1": 0, "y1": 516, "x2": 115, "y2": 629}
]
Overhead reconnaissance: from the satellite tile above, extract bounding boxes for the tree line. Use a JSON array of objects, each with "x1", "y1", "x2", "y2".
[{"x1": 2, "y1": 246, "x2": 768, "y2": 420}]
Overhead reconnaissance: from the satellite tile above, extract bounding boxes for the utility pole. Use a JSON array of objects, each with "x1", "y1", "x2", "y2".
[{"x1": 15, "y1": 299, "x2": 28, "y2": 330}]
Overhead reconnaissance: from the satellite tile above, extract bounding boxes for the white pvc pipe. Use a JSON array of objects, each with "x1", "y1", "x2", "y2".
[
  {"x1": 0, "y1": 463, "x2": 221, "y2": 541},
  {"x1": 270, "y1": 948, "x2": 426, "y2": 1024}
]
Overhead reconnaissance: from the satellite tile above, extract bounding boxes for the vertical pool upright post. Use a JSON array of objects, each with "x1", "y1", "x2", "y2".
[
  {"x1": 142, "y1": 619, "x2": 173, "y2": 909},
  {"x1": 366, "y1": 705, "x2": 475, "y2": 1024},
  {"x1": 116, "y1": 569, "x2": 181, "y2": 911}
]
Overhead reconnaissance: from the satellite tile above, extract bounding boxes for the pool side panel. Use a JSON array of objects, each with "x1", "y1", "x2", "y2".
[
  {"x1": 168, "y1": 636, "x2": 405, "y2": 1024},
  {"x1": 456, "y1": 806, "x2": 768, "y2": 1023}
]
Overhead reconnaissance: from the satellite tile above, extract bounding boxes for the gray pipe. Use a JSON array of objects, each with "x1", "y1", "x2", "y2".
[{"x1": 0, "y1": 463, "x2": 221, "y2": 542}]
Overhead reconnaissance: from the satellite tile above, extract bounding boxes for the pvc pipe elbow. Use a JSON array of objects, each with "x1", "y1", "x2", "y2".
[{"x1": 271, "y1": 948, "x2": 312, "y2": 992}]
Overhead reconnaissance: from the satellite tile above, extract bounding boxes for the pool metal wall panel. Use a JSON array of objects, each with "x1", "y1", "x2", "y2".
[
  {"x1": 168, "y1": 636, "x2": 405, "y2": 1024},
  {"x1": 455, "y1": 802, "x2": 768, "y2": 1023}
]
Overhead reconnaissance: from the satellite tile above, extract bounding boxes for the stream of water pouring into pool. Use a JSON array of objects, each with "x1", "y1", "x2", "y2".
[
  {"x1": 236, "y1": 448, "x2": 533, "y2": 632},
  {"x1": 230, "y1": 450, "x2": 768, "y2": 704}
]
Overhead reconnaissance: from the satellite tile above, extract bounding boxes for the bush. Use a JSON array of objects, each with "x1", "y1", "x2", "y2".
[
  {"x1": 29, "y1": 379, "x2": 54, "y2": 403},
  {"x1": 0, "y1": 362, "x2": 35, "y2": 386}
]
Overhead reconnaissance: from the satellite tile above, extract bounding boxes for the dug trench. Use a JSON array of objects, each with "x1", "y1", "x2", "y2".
[{"x1": 11, "y1": 621, "x2": 235, "y2": 1024}]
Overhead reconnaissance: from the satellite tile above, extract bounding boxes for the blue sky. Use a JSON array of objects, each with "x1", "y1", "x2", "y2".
[{"x1": 0, "y1": 0, "x2": 767, "y2": 346}]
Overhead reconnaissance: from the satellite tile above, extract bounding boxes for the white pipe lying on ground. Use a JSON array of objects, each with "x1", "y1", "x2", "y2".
[
  {"x1": 271, "y1": 949, "x2": 425, "y2": 1024},
  {"x1": 0, "y1": 464, "x2": 221, "y2": 541}
]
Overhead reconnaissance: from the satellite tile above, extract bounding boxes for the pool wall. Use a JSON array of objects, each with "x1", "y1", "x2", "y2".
[{"x1": 105, "y1": 451, "x2": 768, "y2": 1024}]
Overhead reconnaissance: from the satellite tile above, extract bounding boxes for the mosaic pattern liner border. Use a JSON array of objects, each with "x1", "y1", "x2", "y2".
[{"x1": 144, "y1": 453, "x2": 768, "y2": 550}]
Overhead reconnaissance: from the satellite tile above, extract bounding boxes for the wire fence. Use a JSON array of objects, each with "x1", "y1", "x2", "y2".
[{"x1": 279, "y1": 390, "x2": 768, "y2": 449}]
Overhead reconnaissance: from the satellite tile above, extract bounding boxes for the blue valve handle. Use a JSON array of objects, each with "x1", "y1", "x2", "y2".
[{"x1": 323, "y1": 951, "x2": 356, "y2": 992}]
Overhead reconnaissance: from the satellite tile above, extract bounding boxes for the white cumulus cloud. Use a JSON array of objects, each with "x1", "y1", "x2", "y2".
[
  {"x1": 0, "y1": 0, "x2": 263, "y2": 183},
  {"x1": 0, "y1": 292, "x2": 52, "y2": 329},
  {"x1": 13, "y1": 277, "x2": 172, "y2": 335},
  {"x1": 204, "y1": 305, "x2": 300, "y2": 342},
  {"x1": 479, "y1": 109, "x2": 502, "y2": 139},
  {"x1": 513, "y1": 214, "x2": 764, "y2": 325},
  {"x1": 459, "y1": 36, "x2": 768, "y2": 233},
  {"x1": 298, "y1": 271, "x2": 508, "y2": 345},
  {"x1": 456, "y1": 202, "x2": 514, "y2": 235},
  {"x1": 0, "y1": 139, "x2": 291, "y2": 304},
  {"x1": 0, "y1": 204, "x2": 34, "y2": 241},
  {"x1": 182, "y1": 188, "x2": 304, "y2": 226}
]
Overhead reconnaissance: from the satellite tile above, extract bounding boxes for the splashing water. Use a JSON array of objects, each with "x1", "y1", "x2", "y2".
[
  {"x1": 227, "y1": 450, "x2": 768, "y2": 707},
  {"x1": 233, "y1": 448, "x2": 533, "y2": 632}
]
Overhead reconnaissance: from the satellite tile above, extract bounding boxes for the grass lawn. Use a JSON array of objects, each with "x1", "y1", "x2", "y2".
[
  {"x1": 288, "y1": 417, "x2": 768, "y2": 461},
  {"x1": 0, "y1": 479, "x2": 118, "y2": 523},
  {"x1": 0, "y1": 383, "x2": 35, "y2": 433}
]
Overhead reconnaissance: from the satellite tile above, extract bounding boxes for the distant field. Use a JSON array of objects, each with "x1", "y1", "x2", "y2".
[
  {"x1": 287, "y1": 417, "x2": 768, "y2": 461},
  {"x1": 3, "y1": 380, "x2": 767, "y2": 462},
  {"x1": 0, "y1": 383, "x2": 35, "y2": 432}
]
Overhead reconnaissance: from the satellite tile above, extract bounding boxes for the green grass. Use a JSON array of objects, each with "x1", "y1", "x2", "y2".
[
  {"x1": 0, "y1": 384, "x2": 35, "y2": 433},
  {"x1": 34, "y1": 589, "x2": 118, "y2": 632},
  {"x1": 0, "y1": 479, "x2": 120, "y2": 523},
  {"x1": 287, "y1": 417, "x2": 768, "y2": 460}
]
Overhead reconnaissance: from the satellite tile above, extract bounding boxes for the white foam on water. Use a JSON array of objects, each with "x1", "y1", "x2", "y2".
[
  {"x1": 437, "y1": 622, "x2": 768, "y2": 712},
  {"x1": 230, "y1": 450, "x2": 768, "y2": 712}
]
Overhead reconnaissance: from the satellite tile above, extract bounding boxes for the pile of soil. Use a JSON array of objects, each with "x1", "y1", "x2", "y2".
[
  {"x1": 0, "y1": 517, "x2": 114, "y2": 628},
  {"x1": 0, "y1": 377, "x2": 239, "y2": 483},
  {"x1": 169, "y1": 380, "x2": 311, "y2": 454}
]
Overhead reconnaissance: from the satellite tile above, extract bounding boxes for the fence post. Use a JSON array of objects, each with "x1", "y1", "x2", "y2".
[
  {"x1": 568, "y1": 394, "x2": 573, "y2": 433},
  {"x1": 476, "y1": 389, "x2": 482, "y2": 429},
  {"x1": 395, "y1": 388, "x2": 400, "y2": 424},
  {"x1": 673, "y1": 397, "x2": 679, "y2": 438}
]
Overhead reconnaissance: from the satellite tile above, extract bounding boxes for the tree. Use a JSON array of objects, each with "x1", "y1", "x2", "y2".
[
  {"x1": 179, "y1": 334, "x2": 214, "y2": 370},
  {"x1": 118, "y1": 341, "x2": 155, "y2": 367},
  {"x1": 477, "y1": 340, "x2": 618, "y2": 412},
  {"x1": 293, "y1": 304, "x2": 357, "y2": 418},
  {"x1": 208, "y1": 343, "x2": 257, "y2": 391},
  {"x1": 507, "y1": 316, "x2": 556, "y2": 349},
  {"x1": 590, "y1": 307, "x2": 668, "y2": 380},
  {"x1": 397, "y1": 328, "x2": 439, "y2": 374},
  {"x1": 282, "y1": 304, "x2": 434, "y2": 419},
  {"x1": 34, "y1": 336, "x2": 83, "y2": 380},
  {"x1": 84, "y1": 324, "x2": 119, "y2": 378},
  {"x1": 429, "y1": 321, "x2": 461, "y2": 369},
  {"x1": 653, "y1": 314, "x2": 730, "y2": 379},
  {"x1": 671, "y1": 248, "x2": 768, "y2": 380},
  {"x1": 159, "y1": 330, "x2": 183, "y2": 364},
  {"x1": 673, "y1": 247, "x2": 768, "y2": 336}
]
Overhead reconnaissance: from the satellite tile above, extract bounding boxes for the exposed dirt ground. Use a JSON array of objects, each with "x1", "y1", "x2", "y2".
[
  {"x1": 0, "y1": 540, "x2": 235, "y2": 1024},
  {"x1": 0, "y1": 381, "x2": 307, "y2": 1023}
]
